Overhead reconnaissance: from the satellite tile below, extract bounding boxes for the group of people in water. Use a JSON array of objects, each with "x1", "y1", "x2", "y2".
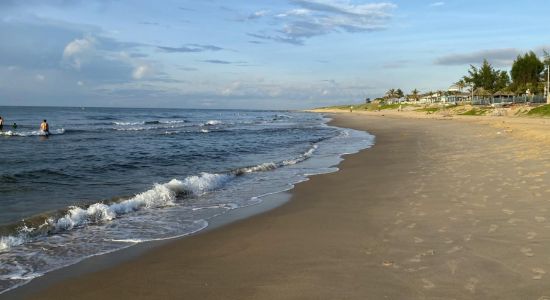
[{"x1": 0, "y1": 116, "x2": 49, "y2": 134}]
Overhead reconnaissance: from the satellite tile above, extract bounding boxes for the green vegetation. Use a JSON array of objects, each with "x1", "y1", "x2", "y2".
[
  {"x1": 414, "y1": 107, "x2": 440, "y2": 113},
  {"x1": 462, "y1": 59, "x2": 510, "y2": 93},
  {"x1": 527, "y1": 104, "x2": 550, "y2": 116},
  {"x1": 459, "y1": 108, "x2": 488, "y2": 116},
  {"x1": 511, "y1": 51, "x2": 545, "y2": 94},
  {"x1": 378, "y1": 103, "x2": 407, "y2": 110},
  {"x1": 316, "y1": 102, "x2": 414, "y2": 111},
  {"x1": 457, "y1": 50, "x2": 550, "y2": 96}
]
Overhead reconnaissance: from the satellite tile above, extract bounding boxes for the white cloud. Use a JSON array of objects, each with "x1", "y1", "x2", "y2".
[
  {"x1": 77, "y1": 80, "x2": 84, "y2": 86},
  {"x1": 250, "y1": 0, "x2": 397, "y2": 44},
  {"x1": 132, "y1": 64, "x2": 151, "y2": 79},
  {"x1": 63, "y1": 36, "x2": 95, "y2": 57},
  {"x1": 429, "y1": 2, "x2": 445, "y2": 7},
  {"x1": 63, "y1": 36, "x2": 96, "y2": 69},
  {"x1": 35, "y1": 74, "x2": 45, "y2": 81}
]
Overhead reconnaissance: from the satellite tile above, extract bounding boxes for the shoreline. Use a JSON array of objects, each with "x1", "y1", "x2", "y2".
[
  {"x1": 2, "y1": 190, "x2": 293, "y2": 299},
  {"x1": 6, "y1": 112, "x2": 550, "y2": 299},
  {"x1": 1, "y1": 118, "x2": 366, "y2": 299}
]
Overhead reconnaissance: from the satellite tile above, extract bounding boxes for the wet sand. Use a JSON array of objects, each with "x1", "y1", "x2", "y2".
[{"x1": 17, "y1": 113, "x2": 550, "y2": 299}]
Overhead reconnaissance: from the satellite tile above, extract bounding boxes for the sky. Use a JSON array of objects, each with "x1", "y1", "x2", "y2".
[{"x1": 0, "y1": 0, "x2": 549, "y2": 109}]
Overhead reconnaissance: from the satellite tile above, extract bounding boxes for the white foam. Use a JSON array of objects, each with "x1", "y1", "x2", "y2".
[
  {"x1": 283, "y1": 144, "x2": 318, "y2": 166},
  {"x1": 114, "y1": 127, "x2": 147, "y2": 131},
  {"x1": 242, "y1": 162, "x2": 277, "y2": 173},
  {"x1": 163, "y1": 120, "x2": 186, "y2": 124},
  {"x1": 0, "y1": 128, "x2": 65, "y2": 137},
  {"x1": 179, "y1": 173, "x2": 232, "y2": 196},
  {"x1": 204, "y1": 120, "x2": 222, "y2": 126},
  {"x1": 0, "y1": 173, "x2": 232, "y2": 252},
  {"x1": 0, "y1": 235, "x2": 26, "y2": 252},
  {"x1": 113, "y1": 121, "x2": 143, "y2": 126},
  {"x1": 52, "y1": 181, "x2": 185, "y2": 232},
  {"x1": 110, "y1": 238, "x2": 143, "y2": 243}
]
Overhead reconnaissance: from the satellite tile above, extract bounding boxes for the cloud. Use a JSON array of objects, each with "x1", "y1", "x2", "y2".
[
  {"x1": 201, "y1": 59, "x2": 233, "y2": 64},
  {"x1": 242, "y1": 10, "x2": 270, "y2": 21},
  {"x1": 139, "y1": 21, "x2": 161, "y2": 26},
  {"x1": 429, "y1": 2, "x2": 445, "y2": 7},
  {"x1": 132, "y1": 64, "x2": 152, "y2": 79},
  {"x1": 435, "y1": 48, "x2": 522, "y2": 67},
  {"x1": 247, "y1": 0, "x2": 397, "y2": 45},
  {"x1": 63, "y1": 36, "x2": 96, "y2": 69},
  {"x1": 35, "y1": 74, "x2": 45, "y2": 81},
  {"x1": 59, "y1": 34, "x2": 156, "y2": 81},
  {"x1": 157, "y1": 44, "x2": 223, "y2": 53}
]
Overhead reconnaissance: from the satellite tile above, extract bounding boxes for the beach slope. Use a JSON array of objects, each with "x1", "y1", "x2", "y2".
[{"x1": 21, "y1": 113, "x2": 550, "y2": 299}]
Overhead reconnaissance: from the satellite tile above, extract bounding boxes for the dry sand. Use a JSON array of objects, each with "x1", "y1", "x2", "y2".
[{"x1": 15, "y1": 113, "x2": 550, "y2": 299}]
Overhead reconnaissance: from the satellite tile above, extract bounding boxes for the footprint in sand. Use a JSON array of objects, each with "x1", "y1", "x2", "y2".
[
  {"x1": 535, "y1": 216, "x2": 546, "y2": 223},
  {"x1": 421, "y1": 278, "x2": 435, "y2": 289},
  {"x1": 405, "y1": 266, "x2": 428, "y2": 273},
  {"x1": 532, "y1": 268, "x2": 546, "y2": 280},
  {"x1": 488, "y1": 224, "x2": 499, "y2": 233},
  {"x1": 502, "y1": 209, "x2": 515, "y2": 215},
  {"x1": 394, "y1": 219, "x2": 403, "y2": 225},
  {"x1": 464, "y1": 277, "x2": 479, "y2": 293},
  {"x1": 447, "y1": 246, "x2": 462, "y2": 254},
  {"x1": 520, "y1": 247, "x2": 534, "y2": 257},
  {"x1": 407, "y1": 223, "x2": 417, "y2": 229},
  {"x1": 414, "y1": 237, "x2": 424, "y2": 244},
  {"x1": 527, "y1": 232, "x2": 538, "y2": 240},
  {"x1": 537, "y1": 296, "x2": 550, "y2": 300},
  {"x1": 447, "y1": 260, "x2": 458, "y2": 275},
  {"x1": 464, "y1": 234, "x2": 472, "y2": 242},
  {"x1": 507, "y1": 218, "x2": 521, "y2": 225}
]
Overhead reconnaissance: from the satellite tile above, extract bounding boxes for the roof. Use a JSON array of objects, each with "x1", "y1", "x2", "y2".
[
  {"x1": 473, "y1": 87, "x2": 491, "y2": 96},
  {"x1": 493, "y1": 90, "x2": 515, "y2": 97}
]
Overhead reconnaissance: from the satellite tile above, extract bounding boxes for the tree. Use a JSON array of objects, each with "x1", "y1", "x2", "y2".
[
  {"x1": 385, "y1": 89, "x2": 396, "y2": 99},
  {"x1": 543, "y1": 50, "x2": 550, "y2": 96},
  {"x1": 410, "y1": 89, "x2": 420, "y2": 101},
  {"x1": 455, "y1": 79, "x2": 466, "y2": 92},
  {"x1": 510, "y1": 51, "x2": 544, "y2": 93},
  {"x1": 463, "y1": 59, "x2": 510, "y2": 93},
  {"x1": 396, "y1": 89, "x2": 404, "y2": 98}
]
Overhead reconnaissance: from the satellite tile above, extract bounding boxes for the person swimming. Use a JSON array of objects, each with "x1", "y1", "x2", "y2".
[
  {"x1": 12, "y1": 123, "x2": 17, "y2": 130},
  {"x1": 0, "y1": 116, "x2": 3, "y2": 131},
  {"x1": 40, "y1": 119, "x2": 50, "y2": 135}
]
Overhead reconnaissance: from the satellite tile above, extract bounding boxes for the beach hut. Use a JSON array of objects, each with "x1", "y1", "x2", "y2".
[
  {"x1": 473, "y1": 88, "x2": 491, "y2": 105},
  {"x1": 492, "y1": 90, "x2": 515, "y2": 105}
]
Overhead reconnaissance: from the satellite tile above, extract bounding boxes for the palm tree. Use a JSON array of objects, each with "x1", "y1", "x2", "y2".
[
  {"x1": 411, "y1": 89, "x2": 420, "y2": 102},
  {"x1": 455, "y1": 79, "x2": 466, "y2": 92},
  {"x1": 385, "y1": 88, "x2": 396, "y2": 99}
]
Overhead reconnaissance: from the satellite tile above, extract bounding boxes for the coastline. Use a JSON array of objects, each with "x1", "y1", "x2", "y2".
[{"x1": 6, "y1": 112, "x2": 550, "y2": 299}]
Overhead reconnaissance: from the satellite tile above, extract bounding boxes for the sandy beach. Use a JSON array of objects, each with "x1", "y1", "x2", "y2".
[{"x1": 10, "y1": 112, "x2": 550, "y2": 299}]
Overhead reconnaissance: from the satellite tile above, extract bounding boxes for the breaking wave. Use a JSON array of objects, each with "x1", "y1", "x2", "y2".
[
  {"x1": 0, "y1": 144, "x2": 318, "y2": 252},
  {"x1": 0, "y1": 129, "x2": 65, "y2": 137}
]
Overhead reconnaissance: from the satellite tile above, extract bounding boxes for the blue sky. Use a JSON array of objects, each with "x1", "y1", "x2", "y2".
[{"x1": 0, "y1": 0, "x2": 549, "y2": 109}]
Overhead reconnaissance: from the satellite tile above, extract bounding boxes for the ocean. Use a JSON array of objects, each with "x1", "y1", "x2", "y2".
[{"x1": 0, "y1": 106, "x2": 374, "y2": 294}]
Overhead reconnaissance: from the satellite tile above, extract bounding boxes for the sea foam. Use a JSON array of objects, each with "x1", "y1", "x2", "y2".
[{"x1": 0, "y1": 129, "x2": 65, "y2": 137}]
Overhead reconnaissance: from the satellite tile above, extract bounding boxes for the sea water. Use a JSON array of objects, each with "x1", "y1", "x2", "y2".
[{"x1": 0, "y1": 106, "x2": 374, "y2": 293}]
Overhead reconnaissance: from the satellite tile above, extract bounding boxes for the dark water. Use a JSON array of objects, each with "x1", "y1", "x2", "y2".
[{"x1": 0, "y1": 106, "x2": 374, "y2": 294}]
